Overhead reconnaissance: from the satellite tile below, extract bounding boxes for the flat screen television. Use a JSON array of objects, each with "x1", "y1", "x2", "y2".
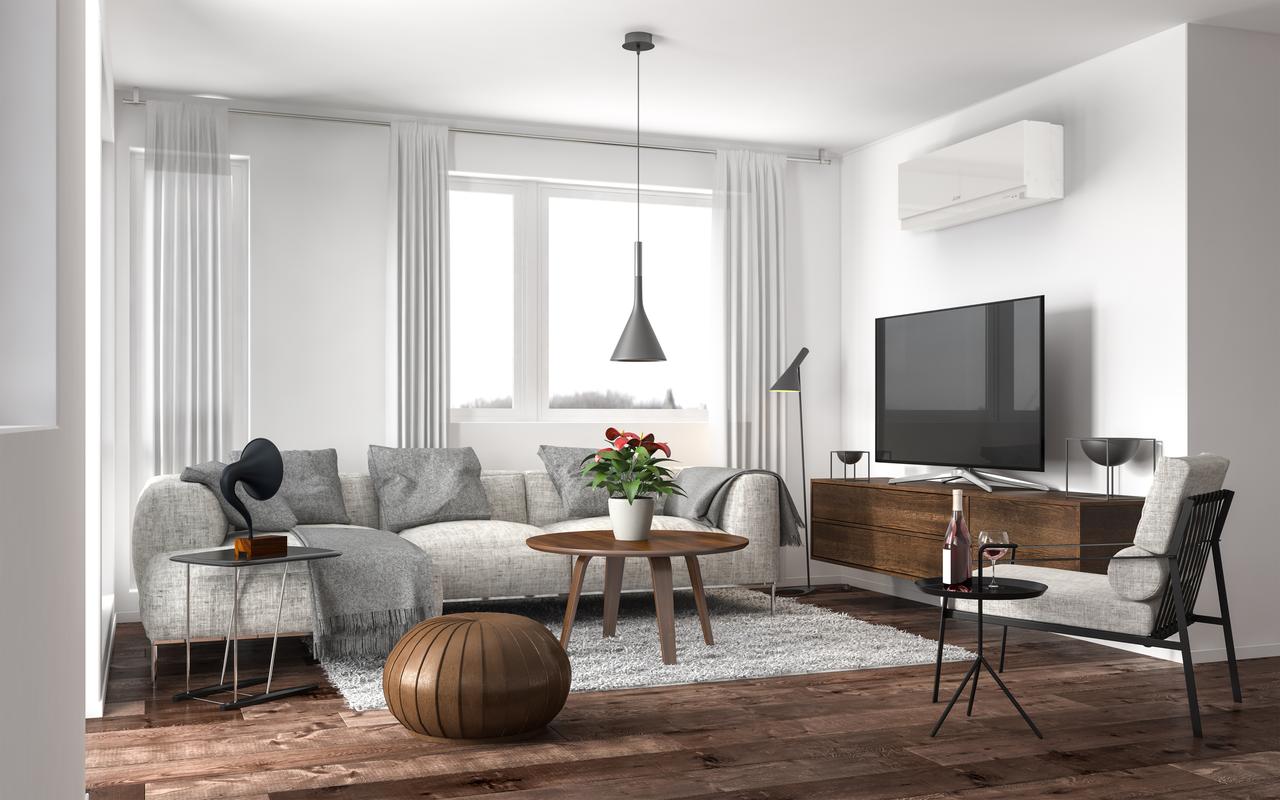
[{"x1": 875, "y1": 295, "x2": 1044, "y2": 472}]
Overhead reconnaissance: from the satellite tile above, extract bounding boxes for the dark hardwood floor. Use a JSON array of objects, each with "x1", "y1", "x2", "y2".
[{"x1": 88, "y1": 587, "x2": 1280, "y2": 799}]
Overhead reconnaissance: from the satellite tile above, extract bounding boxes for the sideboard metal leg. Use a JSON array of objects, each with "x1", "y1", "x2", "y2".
[
  {"x1": 150, "y1": 643, "x2": 158, "y2": 687},
  {"x1": 770, "y1": 582, "x2": 777, "y2": 615}
]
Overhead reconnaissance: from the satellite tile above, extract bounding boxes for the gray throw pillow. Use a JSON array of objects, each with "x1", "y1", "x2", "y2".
[
  {"x1": 367, "y1": 445, "x2": 492, "y2": 533},
  {"x1": 180, "y1": 461, "x2": 298, "y2": 532},
  {"x1": 539, "y1": 445, "x2": 609, "y2": 519},
  {"x1": 280, "y1": 449, "x2": 351, "y2": 525}
]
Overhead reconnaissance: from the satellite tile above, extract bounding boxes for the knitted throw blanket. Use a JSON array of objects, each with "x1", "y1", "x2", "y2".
[
  {"x1": 666, "y1": 467, "x2": 805, "y2": 547},
  {"x1": 293, "y1": 525, "x2": 436, "y2": 660}
]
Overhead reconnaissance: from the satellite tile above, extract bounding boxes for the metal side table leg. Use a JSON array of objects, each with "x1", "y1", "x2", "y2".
[{"x1": 265, "y1": 563, "x2": 288, "y2": 694}]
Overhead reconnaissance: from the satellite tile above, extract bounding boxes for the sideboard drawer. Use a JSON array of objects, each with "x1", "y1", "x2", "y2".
[
  {"x1": 812, "y1": 521, "x2": 940, "y2": 579},
  {"x1": 812, "y1": 482, "x2": 952, "y2": 534}
]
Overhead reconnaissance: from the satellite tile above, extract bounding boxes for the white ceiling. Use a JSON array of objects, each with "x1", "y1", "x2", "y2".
[{"x1": 105, "y1": 0, "x2": 1280, "y2": 152}]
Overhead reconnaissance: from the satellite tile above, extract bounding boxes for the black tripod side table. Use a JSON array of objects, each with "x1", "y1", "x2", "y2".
[
  {"x1": 916, "y1": 574, "x2": 1047, "y2": 738},
  {"x1": 170, "y1": 545, "x2": 340, "y2": 711}
]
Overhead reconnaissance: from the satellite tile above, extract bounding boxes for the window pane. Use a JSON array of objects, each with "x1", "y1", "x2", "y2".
[
  {"x1": 450, "y1": 189, "x2": 515, "y2": 409},
  {"x1": 547, "y1": 194, "x2": 711, "y2": 410}
]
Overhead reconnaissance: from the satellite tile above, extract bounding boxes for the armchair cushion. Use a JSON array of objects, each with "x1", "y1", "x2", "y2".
[
  {"x1": 1132, "y1": 454, "x2": 1229, "y2": 553},
  {"x1": 1107, "y1": 545, "x2": 1169, "y2": 601},
  {"x1": 952, "y1": 563, "x2": 1160, "y2": 636}
]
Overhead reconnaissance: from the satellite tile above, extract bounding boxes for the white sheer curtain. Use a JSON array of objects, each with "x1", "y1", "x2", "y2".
[
  {"x1": 712, "y1": 149, "x2": 789, "y2": 472},
  {"x1": 387, "y1": 121, "x2": 451, "y2": 447},
  {"x1": 143, "y1": 100, "x2": 246, "y2": 473}
]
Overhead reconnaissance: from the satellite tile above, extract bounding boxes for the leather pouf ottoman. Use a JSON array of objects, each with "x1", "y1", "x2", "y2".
[{"x1": 383, "y1": 612, "x2": 571, "y2": 742}]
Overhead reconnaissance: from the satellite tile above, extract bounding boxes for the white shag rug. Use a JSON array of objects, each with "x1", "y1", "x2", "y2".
[{"x1": 322, "y1": 588, "x2": 972, "y2": 711}]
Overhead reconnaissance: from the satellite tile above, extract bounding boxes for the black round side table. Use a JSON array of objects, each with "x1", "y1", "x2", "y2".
[{"x1": 916, "y1": 576, "x2": 1047, "y2": 738}]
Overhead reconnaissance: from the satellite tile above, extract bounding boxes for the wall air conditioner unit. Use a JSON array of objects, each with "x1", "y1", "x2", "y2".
[{"x1": 898, "y1": 120, "x2": 1063, "y2": 232}]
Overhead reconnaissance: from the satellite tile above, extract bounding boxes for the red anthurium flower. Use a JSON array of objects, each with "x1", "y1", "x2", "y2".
[
  {"x1": 613, "y1": 436, "x2": 630, "y2": 450},
  {"x1": 641, "y1": 440, "x2": 671, "y2": 457},
  {"x1": 604, "y1": 427, "x2": 622, "y2": 441}
]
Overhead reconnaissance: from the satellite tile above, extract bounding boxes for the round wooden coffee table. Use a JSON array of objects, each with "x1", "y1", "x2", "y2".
[{"x1": 526, "y1": 530, "x2": 748, "y2": 665}]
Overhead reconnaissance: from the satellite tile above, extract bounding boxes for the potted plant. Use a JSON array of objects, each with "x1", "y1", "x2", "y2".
[{"x1": 581, "y1": 427, "x2": 686, "y2": 541}]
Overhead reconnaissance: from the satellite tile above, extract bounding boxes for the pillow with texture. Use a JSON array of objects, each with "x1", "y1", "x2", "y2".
[
  {"x1": 539, "y1": 445, "x2": 609, "y2": 520},
  {"x1": 1107, "y1": 545, "x2": 1169, "y2": 601},
  {"x1": 367, "y1": 445, "x2": 491, "y2": 532},
  {"x1": 180, "y1": 461, "x2": 298, "y2": 532},
  {"x1": 280, "y1": 449, "x2": 351, "y2": 525}
]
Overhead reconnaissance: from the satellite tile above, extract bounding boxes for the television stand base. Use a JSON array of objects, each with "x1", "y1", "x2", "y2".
[{"x1": 888, "y1": 468, "x2": 1050, "y2": 493}]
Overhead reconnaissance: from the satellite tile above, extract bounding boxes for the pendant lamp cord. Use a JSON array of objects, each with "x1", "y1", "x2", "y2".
[{"x1": 635, "y1": 46, "x2": 641, "y2": 242}]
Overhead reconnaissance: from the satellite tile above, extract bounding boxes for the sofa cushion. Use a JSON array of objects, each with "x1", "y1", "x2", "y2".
[
  {"x1": 952, "y1": 563, "x2": 1161, "y2": 636},
  {"x1": 278, "y1": 448, "x2": 350, "y2": 525},
  {"x1": 1107, "y1": 545, "x2": 1169, "y2": 601},
  {"x1": 367, "y1": 445, "x2": 491, "y2": 532},
  {"x1": 400, "y1": 520, "x2": 566, "y2": 600},
  {"x1": 1132, "y1": 454, "x2": 1229, "y2": 553},
  {"x1": 525, "y1": 470, "x2": 567, "y2": 527},
  {"x1": 340, "y1": 474, "x2": 380, "y2": 529},
  {"x1": 180, "y1": 461, "x2": 298, "y2": 532},
  {"x1": 481, "y1": 470, "x2": 528, "y2": 524},
  {"x1": 540, "y1": 515, "x2": 717, "y2": 535},
  {"x1": 539, "y1": 445, "x2": 609, "y2": 519}
]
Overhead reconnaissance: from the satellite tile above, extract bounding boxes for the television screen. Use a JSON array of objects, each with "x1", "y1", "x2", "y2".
[{"x1": 875, "y1": 295, "x2": 1044, "y2": 471}]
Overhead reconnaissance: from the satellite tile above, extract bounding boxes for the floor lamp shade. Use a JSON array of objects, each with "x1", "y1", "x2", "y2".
[{"x1": 770, "y1": 347, "x2": 809, "y2": 392}]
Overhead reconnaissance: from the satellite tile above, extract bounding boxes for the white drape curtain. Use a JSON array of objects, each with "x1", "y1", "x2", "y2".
[
  {"x1": 143, "y1": 100, "x2": 245, "y2": 473},
  {"x1": 712, "y1": 149, "x2": 789, "y2": 472},
  {"x1": 388, "y1": 122, "x2": 451, "y2": 447}
]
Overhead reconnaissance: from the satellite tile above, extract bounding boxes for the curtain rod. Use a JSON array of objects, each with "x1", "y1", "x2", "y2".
[{"x1": 120, "y1": 97, "x2": 831, "y2": 165}]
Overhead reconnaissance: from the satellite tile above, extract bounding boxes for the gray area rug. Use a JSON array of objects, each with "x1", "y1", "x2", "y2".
[{"x1": 322, "y1": 588, "x2": 972, "y2": 711}]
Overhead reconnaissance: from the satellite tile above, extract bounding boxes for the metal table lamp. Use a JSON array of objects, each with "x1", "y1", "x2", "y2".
[
  {"x1": 222, "y1": 437, "x2": 288, "y2": 559},
  {"x1": 771, "y1": 347, "x2": 814, "y2": 597}
]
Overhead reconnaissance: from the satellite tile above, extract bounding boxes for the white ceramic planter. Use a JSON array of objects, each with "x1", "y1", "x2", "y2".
[{"x1": 608, "y1": 496, "x2": 655, "y2": 541}]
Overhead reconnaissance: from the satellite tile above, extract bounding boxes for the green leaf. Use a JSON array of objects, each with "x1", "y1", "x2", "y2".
[{"x1": 623, "y1": 479, "x2": 641, "y2": 503}]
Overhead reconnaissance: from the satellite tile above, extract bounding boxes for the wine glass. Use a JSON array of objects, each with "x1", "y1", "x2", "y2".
[{"x1": 978, "y1": 531, "x2": 1011, "y2": 589}]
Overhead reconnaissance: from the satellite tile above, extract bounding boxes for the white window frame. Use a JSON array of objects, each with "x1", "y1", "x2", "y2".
[
  {"x1": 447, "y1": 176, "x2": 531, "y2": 422},
  {"x1": 449, "y1": 175, "x2": 712, "y2": 424}
]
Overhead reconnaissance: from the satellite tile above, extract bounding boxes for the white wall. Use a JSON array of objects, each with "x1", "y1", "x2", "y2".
[
  {"x1": 0, "y1": 0, "x2": 58, "y2": 429},
  {"x1": 1186, "y1": 25, "x2": 1280, "y2": 660},
  {"x1": 838, "y1": 28, "x2": 1189, "y2": 588},
  {"x1": 0, "y1": 0, "x2": 90, "y2": 792},
  {"x1": 782, "y1": 161, "x2": 843, "y2": 586}
]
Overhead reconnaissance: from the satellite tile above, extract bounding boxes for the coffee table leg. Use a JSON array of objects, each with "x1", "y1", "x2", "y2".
[
  {"x1": 649, "y1": 557, "x2": 677, "y2": 665},
  {"x1": 561, "y1": 555, "x2": 592, "y2": 649},
  {"x1": 602, "y1": 557, "x2": 625, "y2": 637},
  {"x1": 685, "y1": 555, "x2": 714, "y2": 645}
]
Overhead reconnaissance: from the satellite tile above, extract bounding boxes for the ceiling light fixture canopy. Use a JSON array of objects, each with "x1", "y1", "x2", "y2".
[{"x1": 610, "y1": 30, "x2": 666, "y2": 363}]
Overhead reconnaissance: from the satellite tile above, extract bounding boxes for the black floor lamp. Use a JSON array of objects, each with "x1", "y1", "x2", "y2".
[{"x1": 770, "y1": 347, "x2": 815, "y2": 597}]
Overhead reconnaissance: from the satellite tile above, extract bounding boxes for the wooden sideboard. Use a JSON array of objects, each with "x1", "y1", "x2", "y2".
[{"x1": 810, "y1": 478, "x2": 1144, "y2": 580}]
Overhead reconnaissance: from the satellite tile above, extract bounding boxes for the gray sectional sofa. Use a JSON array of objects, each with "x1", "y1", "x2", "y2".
[{"x1": 133, "y1": 468, "x2": 780, "y2": 668}]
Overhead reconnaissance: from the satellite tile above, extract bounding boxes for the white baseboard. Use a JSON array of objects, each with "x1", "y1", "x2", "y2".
[{"x1": 87, "y1": 608, "x2": 117, "y2": 719}]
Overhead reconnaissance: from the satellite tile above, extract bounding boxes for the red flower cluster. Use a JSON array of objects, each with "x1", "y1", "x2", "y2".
[{"x1": 600, "y1": 427, "x2": 671, "y2": 458}]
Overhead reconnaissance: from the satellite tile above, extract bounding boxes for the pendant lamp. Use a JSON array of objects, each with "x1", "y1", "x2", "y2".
[{"x1": 611, "y1": 31, "x2": 666, "y2": 362}]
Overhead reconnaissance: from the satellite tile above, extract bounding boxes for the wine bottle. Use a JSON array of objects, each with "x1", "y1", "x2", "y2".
[{"x1": 941, "y1": 489, "x2": 972, "y2": 587}]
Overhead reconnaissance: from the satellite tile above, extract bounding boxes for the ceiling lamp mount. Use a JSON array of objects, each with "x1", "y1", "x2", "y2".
[{"x1": 611, "y1": 30, "x2": 666, "y2": 363}]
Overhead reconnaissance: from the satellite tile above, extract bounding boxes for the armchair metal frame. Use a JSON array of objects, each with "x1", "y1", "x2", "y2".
[{"x1": 936, "y1": 490, "x2": 1239, "y2": 737}]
